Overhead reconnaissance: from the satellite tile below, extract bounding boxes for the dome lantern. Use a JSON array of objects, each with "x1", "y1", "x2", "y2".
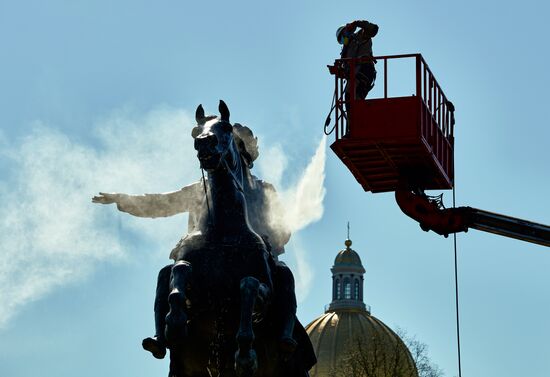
[{"x1": 327, "y1": 238, "x2": 367, "y2": 313}]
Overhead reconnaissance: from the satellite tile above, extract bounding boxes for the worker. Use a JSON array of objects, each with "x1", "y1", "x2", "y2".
[{"x1": 336, "y1": 20, "x2": 379, "y2": 101}]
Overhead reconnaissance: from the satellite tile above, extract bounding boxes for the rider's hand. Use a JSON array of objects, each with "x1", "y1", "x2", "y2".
[{"x1": 92, "y1": 192, "x2": 121, "y2": 205}]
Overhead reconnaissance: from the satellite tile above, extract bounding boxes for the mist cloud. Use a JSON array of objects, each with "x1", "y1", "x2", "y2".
[
  {"x1": 0, "y1": 108, "x2": 326, "y2": 327},
  {"x1": 0, "y1": 107, "x2": 195, "y2": 327},
  {"x1": 257, "y1": 137, "x2": 327, "y2": 301}
]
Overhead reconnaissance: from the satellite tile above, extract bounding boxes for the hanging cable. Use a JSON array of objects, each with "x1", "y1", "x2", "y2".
[{"x1": 453, "y1": 178, "x2": 463, "y2": 377}]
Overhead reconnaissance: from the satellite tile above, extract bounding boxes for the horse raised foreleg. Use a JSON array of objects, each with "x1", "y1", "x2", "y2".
[
  {"x1": 235, "y1": 276, "x2": 269, "y2": 377},
  {"x1": 165, "y1": 260, "x2": 192, "y2": 345}
]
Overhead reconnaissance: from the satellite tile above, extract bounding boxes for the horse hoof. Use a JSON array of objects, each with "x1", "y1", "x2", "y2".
[
  {"x1": 235, "y1": 349, "x2": 258, "y2": 377},
  {"x1": 165, "y1": 292, "x2": 188, "y2": 344}
]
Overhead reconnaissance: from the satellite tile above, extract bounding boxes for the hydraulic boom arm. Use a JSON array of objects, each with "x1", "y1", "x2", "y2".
[{"x1": 395, "y1": 190, "x2": 550, "y2": 247}]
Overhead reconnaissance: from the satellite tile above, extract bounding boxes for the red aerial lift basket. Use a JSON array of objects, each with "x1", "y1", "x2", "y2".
[{"x1": 328, "y1": 54, "x2": 455, "y2": 193}]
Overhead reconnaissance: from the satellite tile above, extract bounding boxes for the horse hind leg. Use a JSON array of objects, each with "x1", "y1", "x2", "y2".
[
  {"x1": 165, "y1": 260, "x2": 192, "y2": 345},
  {"x1": 235, "y1": 276, "x2": 269, "y2": 377}
]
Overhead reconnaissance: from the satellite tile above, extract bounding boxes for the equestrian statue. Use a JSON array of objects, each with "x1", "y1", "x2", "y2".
[{"x1": 93, "y1": 101, "x2": 316, "y2": 377}]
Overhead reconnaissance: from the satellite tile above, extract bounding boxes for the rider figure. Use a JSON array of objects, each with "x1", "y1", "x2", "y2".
[{"x1": 92, "y1": 123, "x2": 302, "y2": 360}]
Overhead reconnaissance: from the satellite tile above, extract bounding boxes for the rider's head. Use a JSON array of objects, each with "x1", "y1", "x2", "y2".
[{"x1": 233, "y1": 123, "x2": 259, "y2": 168}]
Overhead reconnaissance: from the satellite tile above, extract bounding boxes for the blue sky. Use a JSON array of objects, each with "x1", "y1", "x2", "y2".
[{"x1": 1, "y1": 1, "x2": 549, "y2": 377}]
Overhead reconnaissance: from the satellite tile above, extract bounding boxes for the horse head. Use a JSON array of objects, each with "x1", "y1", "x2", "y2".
[{"x1": 193, "y1": 100, "x2": 238, "y2": 172}]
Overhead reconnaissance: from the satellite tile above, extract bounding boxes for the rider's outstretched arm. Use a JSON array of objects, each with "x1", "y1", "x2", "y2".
[{"x1": 92, "y1": 182, "x2": 202, "y2": 218}]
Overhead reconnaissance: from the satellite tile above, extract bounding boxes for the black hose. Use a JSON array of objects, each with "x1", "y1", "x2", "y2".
[{"x1": 324, "y1": 90, "x2": 338, "y2": 135}]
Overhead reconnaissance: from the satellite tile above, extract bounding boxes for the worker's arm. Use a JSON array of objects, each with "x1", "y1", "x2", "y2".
[
  {"x1": 92, "y1": 182, "x2": 202, "y2": 218},
  {"x1": 350, "y1": 20, "x2": 378, "y2": 38}
]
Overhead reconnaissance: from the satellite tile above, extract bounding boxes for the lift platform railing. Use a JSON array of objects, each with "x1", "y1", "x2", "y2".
[{"x1": 329, "y1": 54, "x2": 454, "y2": 146}]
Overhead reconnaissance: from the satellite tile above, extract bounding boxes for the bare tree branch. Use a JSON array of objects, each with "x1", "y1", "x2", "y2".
[{"x1": 330, "y1": 327, "x2": 444, "y2": 377}]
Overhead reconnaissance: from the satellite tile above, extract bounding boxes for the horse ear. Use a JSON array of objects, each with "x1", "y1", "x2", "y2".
[
  {"x1": 195, "y1": 104, "x2": 205, "y2": 124},
  {"x1": 219, "y1": 100, "x2": 230, "y2": 122},
  {"x1": 191, "y1": 126, "x2": 202, "y2": 138}
]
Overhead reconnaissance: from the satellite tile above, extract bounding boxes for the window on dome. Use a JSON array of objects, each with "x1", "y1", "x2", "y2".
[
  {"x1": 354, "y1": 280, "x2": 360, "y2": 300},
  {"x1": 344, "y1": 279, "x2": 351, "y2": 299},
  {"x1": 336, "y1": 279, "x2": 341, "y2": 299}
]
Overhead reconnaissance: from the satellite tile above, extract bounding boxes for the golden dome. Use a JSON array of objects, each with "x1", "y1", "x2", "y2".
[{"x1": 305, "y1": 311, "x2": 418, "y2": 377}]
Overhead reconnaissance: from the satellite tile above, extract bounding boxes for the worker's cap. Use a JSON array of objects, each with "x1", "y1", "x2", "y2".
[{"x1": 336, "y1": 25, "x2": 347, "y2": 43}]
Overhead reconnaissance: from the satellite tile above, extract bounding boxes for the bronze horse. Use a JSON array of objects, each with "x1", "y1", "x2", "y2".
[{"x1": 165, "y1": 101, "x2": 314, "y2": 377}]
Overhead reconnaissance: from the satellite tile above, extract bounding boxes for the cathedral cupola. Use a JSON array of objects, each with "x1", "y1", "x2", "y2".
[
  {"x1": 327, "y1": 237, "x2": 367, "y2": 312},
  {"x1": 305, "y1": 228, "x2": 418, "y2": 377}
]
